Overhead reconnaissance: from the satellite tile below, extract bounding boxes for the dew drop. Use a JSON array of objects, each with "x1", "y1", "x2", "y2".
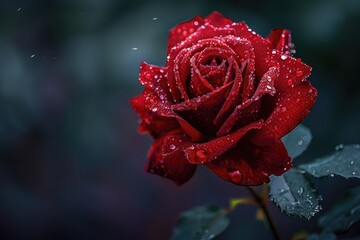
[
  {"x1": 152, "y1": 107, "x2": 158, "y2": 112},
  {"x1": 352, "y1": 171, "x2": 356, "y2": 175},
  {"x1": 17, "y1": 7, "x2": 21, "y2": 11},
  {"x1": 350, "y1": 160, "x2": 354, "y2": 165},
  {"x1": 152, "y1": 17, "x2": 158, "y2": 21},
  {"x1": 30, "y1": 54, "x2": 35, "y2": 58},
  {"x1": 170, "y1": 144, "x2": 176, "y2": 150},
  {"x1": 281, "y1": 54, "x2": 288, "y2": 60},
  {"x1": 196, "y1": 149, "x2": 208, "y2": 162},
  {"x1": 298, "y1": 140, "x2": 303, "y2": 146},
  {"x1": 335, "y1": 144, "x2": 344, "y2": 151},
  {"x1": 330, "y1": 173, "x2": 335, "y2": 177},
  {"x1": 281, "y1": 107, "x2": 287, "y2": 112},
  {"x1": 296, "y1": 70, "x2": 303, "y2": 77},
  {"x1": 229, "y1": 170, "x2": 242, "y2": 183},
  {"x1": 272, "y1": 50, "x2": 277, "y2": 54},
  {"x1": 132, "y1": 47, "x2": 138, "y2": 51},
  {"x1": 287, "y1": 79, "x2": 293, "y2": 86}
]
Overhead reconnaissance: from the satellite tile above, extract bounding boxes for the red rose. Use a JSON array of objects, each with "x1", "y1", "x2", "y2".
[{"x1": 130, "y1": 12, "x2": 317, "y2": 186}]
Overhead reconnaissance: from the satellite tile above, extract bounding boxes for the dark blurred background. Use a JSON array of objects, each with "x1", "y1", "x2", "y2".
[{"x1": 0, "y1": 0, "x2": 359, "y2": 239}]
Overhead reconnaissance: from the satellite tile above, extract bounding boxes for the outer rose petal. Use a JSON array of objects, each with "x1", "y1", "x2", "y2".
[
  {"x1": 274, "y1": 56, "x2": 312, "y2": 93},
  {"x1": 205, "y1": 12, "x2": 234, "y2": 27},
  {"x1": 205, "y1": 140, "x2": 291, "y2": 186},
  {"x1": 168, "y1": 16, "x2": 205, "y2": 52},
  {"x1": 138, "y1": 62, "x2": 172, "y2": 103},
  {"x1": 250, "y1": 81, "x2": 318, "y2": 146},
  {"x1": 267, "y1": 29, "x2": 292, "y2": 55},
  {"x1": 146, "y1": 131, "x2": 197, "y2": 185},
  {"x1": 130, "y1": 94, "x2": 179, "y2": 138},
  {"x1": 184, "y1": 120, "x2": 263, "y2": 164}
]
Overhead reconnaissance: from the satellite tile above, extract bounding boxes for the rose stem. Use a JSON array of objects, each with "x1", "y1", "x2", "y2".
[{"x1": 247, "y1": 186, "x2": 281, "y2": 240}]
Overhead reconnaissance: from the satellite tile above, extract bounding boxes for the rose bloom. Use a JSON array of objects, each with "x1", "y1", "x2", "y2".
[{"x1": 130, "y1": 12, "x2": 317, "y2": 186}]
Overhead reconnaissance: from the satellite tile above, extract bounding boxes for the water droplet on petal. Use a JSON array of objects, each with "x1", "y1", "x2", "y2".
[
  {"x1": 281, "y1": 54, "x2": 288, "y2": 60},
  {"x1": 229, "y1": 170, "x2": 242, "y2": 183},
  {"x1": 296, "y1": 70, "x2": 303, "y2": 77},
  {"x1": 281, "y1": 107, "x2": 287, "y2": 112},
  {"x1": 298, "y1": 140, "x2": 303, "y2": 146},
  {"x1": 196, "y1": 150, "x2": 208, "y2": 162},
  {"x1": 170, "y1": 144, "x2": 176, "y2": 150},
  {"x1": 287, "y1": 79, "x2": 293, "y2": 86}
]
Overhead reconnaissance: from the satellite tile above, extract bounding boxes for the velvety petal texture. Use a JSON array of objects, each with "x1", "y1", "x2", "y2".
[{"x1": 130, "y1": 12, "x2": 317, "y2": 186}]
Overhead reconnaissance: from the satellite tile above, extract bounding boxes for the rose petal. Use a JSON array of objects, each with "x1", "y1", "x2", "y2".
[
  {"x1": 221, "y1": 36, "x2": 256, "y2": 99},
  {"x1": 267, "y1": 29, "x2": 292, "y2": 55},
  {"x1": 274, "y1": 56, "x2": 312, "y2": 93},
  {"x1": 171, "y1": 81, "x2": 232, "y2": 135},
  {"x1": 233, "y1": 22, "x2": 273, "y2": 77},
  {"x1": 250, "y1": 81, "x2": 317, "y2": 146},
  {"x1": 216, "y1": 66, "x2": 279, "y2": 136},
  {"x1": 184, "y1": 120, "x2": 263, "y2": 164},
  {"x1": 152, "y1": 104, "x2": 205, "y2": 141},
  {"x1": 189, "y1": 54, "x2": 214, "y2": 97},
  {"x1": 130, "y1": 93, "x2": 179, "y2": 139},
  {"x1": 139, "y1": 62, "x2": 172, "y2": 103},
  {"x1": 168, "y1": 16, "x2": 205, "y2": 52},
  {"x1": 205, "y1": 140, "x2": 291, "y2": 186},
  {"x1": 213, "y1": 58, "x2": 243, "y2": 127},
  {"x1": 205, "y1": 12, "x2": 234, "y2": 28},
  {"x1": 135, "y1": 89, "x2": 205, "y2": 141},
  {"x1": 146, "y1": 132, "x2": 197, "y2": 185}
]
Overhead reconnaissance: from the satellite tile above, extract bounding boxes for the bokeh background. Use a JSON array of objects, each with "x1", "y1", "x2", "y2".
[{"x1": 0, "y1": 0, "x2": 360, "y2": 239}]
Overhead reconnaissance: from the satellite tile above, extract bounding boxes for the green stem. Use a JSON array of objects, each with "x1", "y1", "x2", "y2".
[{"x1": 247, "y1": 187, "x2": 281, "y2": 240}]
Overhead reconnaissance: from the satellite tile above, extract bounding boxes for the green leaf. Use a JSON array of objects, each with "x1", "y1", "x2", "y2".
[
  {"x1": 318, "y1": 186, "x2": 360, "y2": 233},
  {"x1": 282, "y1": 124, "x2": 312, "y2": 159},
  {"x1": 299, "y1": 144, "x2": 360, "y2": 179},
  {"x1": 269, "y1": 169, "x2": 322, "y2": 219},
  {"x1": 305, "y1": 232, "x2": 336, "y2": 240},
  {"x1": 171, "y1": 205, "x2": 230, "y2": 240}
]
